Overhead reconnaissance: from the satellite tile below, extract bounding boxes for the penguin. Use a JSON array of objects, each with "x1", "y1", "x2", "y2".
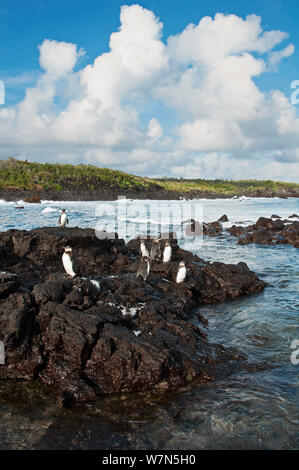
[
  {"x1": 150, "y1": 239, "x2": 161, "y2": 261},
  {"x1": 176, "y1": 261, "x2": 187, "y2": 284},
  {"x1": 140, "y1": 240, "x2": 149, "y2": 258},
  {"x1": 62, "y1": 246, "x2": 80, "y2": 278},
  {"x1": 58, "y1": 209, "x2": 69, "y2": 228},
  {"x1": 136, "y1": 257, "x2": 150, "y2": 281},
  {"x1": 163, "y1": 241, "x2": 172, "y2": 263}
]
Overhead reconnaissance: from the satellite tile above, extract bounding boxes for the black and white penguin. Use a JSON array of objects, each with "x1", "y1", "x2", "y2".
[
  {"x1": 176, "y1": 261, "x2": 186, "y2": 284},
  {"x1": 140, "y1": 240, "x2": 149, "y2": 258},
  {"x1": 62, "y1": 246, "x2": 80, "y2": 277},
  {"x1": 58, "y1": 209, "x2": 69, "y2": 228},
  {"x1": 150, "y1": 239, "x2": 161, "y2": 261},
  {"x1": 136, "y1": 257, "x2": 150, "y2": 281},
  {"x1": 163, "y1": 241, "x2": 172, "y2": 263}
]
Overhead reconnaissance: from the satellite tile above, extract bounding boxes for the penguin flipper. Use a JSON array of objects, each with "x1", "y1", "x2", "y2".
[{"x1": 72, "y1": 255, "x2": 82, "y2": 276}]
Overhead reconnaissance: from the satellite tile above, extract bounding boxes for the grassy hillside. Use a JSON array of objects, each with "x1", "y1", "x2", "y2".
[
  {"x1": 0, "y1": 158, "x2": 156, "y2": 192},
  {"x1": 153, "y1": 177, "x2": 299, "y2": 196},
  {"x1": 0, "y1": 158, "x2": 298, "y2": 197}
]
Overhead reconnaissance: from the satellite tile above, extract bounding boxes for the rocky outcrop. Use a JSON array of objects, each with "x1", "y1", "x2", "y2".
[
  {"x1": 203, "y1": 221, "x2": 223, "y2": 237},
  {"x1": 218, "y1": 214, "x2": 229, "y2": 222},
  {"x1": 24, "y1": 195, "x2": 41, "y2": 204},
  {"x1": 0, "y1": 227, "x2": 266, "y2": 405},
  {"x1": 228, "y1": 217, "x2": 299, "y2": 248}
]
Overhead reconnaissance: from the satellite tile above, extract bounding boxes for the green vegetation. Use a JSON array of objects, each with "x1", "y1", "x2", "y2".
[
  {"x1": 153, "y1": 177, "x2": 299, "y2": 196},
  {"x1": 0, "y1": 158, "x2": 298, "y2": 196},
  {"x1": 0, "y1": 158, "x2": 155, "y2": 191}
]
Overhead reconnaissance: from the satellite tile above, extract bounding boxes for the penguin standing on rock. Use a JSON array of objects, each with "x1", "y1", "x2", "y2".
[
  {"x1": 59, "y1": 209, "x2": 69, "y2": 228},
  {"x1": 137, "y1": 257, "x2": 150, "y2": 281},
  {"x1": 150, "y1": 239, "x2": 161, "y2": 261},
  {"x1": 176, "y1": 261, "x2": 187, "y2": 284},
  {"x1": 163, "y1": 241, "x2": 172, "y2": 263},
  {"x1": 62, "y1": 246, "x2": 80, "y2": 278},
  {"x1": 140, "y1": 240, "x2": 149, "y2": 258}
]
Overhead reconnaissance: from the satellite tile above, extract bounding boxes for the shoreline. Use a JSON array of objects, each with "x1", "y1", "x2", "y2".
[
  {"x1": 1, "y1": 188, "x2": 298, "y2": 202},
  {"x1": 0, "y1": 226, "x2": 266, "y2": 405}
]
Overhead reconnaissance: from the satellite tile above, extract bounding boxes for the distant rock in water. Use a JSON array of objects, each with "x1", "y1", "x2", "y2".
[
  {"x1": 203, "y1": 221, "x2": 223, "y2": 236},
  {"x1": 24, "y1": 195, "x2": 41, "y2": 204},
  {"x1": 227, "y1": 216, "x2": 299, "y2": 248},
  {"x1": 218, "y1": 214, "x2": 229, "y2": 222},
  {"x1": 0, "y1": 227, "x2": 266, "y2": 405}
]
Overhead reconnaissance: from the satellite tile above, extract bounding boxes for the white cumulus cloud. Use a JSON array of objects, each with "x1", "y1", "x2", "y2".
[
  {"x1": 39, "y1": 39, "x2": 85, "y2": 77},
  {"x1": 0, "y1": 5, "x2": 298, "y2": 181}
]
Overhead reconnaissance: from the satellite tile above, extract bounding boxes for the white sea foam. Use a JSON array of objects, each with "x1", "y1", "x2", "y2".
[
  {"x1": 120, "y1": 217, "x2": 169, "y2": 226},
  {"x1": 41, "y1": 207, "x2": 58, "y2": 214},
  {"x1": 0, "y1": 199, "x2": 26, "y2": 206}
]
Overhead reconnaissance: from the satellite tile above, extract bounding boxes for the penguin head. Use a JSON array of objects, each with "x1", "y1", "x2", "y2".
[
  {"x1": 179, "y1": 261, "x2": 185, "y2": 268},
  {"x1": 64, "y1": 246, "x2": 72, "y2": 253},
  {"x1": 165, "y1": 241, "x2": 171, "y2": 246},
  {"x1": 61, "y1": 209, "x2": 66, "y2": 213}
]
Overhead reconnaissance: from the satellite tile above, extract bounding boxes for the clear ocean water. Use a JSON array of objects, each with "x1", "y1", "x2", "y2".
[{"x1": 0, "y1": 196, "x2": 298, "y2": 449}]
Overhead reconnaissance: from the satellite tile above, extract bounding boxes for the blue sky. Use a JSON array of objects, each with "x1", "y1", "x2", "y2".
[
  {"x1": 1, "y1": 0, "x2": 298, "y2": 99},
  {"x1": 0, "y1": 0, "x2": 299, "y2": 180}
]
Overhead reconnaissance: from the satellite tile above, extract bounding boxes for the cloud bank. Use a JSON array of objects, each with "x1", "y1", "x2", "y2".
[{"x1": 0, "y1": 4, "x2": 299, "y2": 181}]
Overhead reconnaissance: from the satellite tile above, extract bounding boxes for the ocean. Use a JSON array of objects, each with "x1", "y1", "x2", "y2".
[{"x1": 0, "y1": 196, "x2": 298, "y2": 449}]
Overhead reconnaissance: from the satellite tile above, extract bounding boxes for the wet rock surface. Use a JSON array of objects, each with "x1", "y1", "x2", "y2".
[
  {"x1": 0, "y1": 227, "x2": 266, "y2": 405},
  {"x1": 180, "y1": 219, "x2": 225, "y2": 237},
  {"x1": 24, "y1": 195, "x2": 41, "y2": 204},
  {"x1": 227, "y1": 216, "x2": 299, "y2": 248},
  {"x1": 218, "y1": 214, "x2": 229, "y2": 222}
]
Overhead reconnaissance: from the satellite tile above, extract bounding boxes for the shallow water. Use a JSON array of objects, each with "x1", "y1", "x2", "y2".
[{"x1": 0, "y1": 197, "x2": 298, "y2": 449}]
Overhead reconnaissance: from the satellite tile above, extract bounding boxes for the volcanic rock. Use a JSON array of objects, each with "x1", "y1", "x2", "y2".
[
  {"x1": 0, "y1": 227, "x2": 266, "y2": 404},
  {"x1": 24, "y1": 195, "x2": 41, "y2": 204},
  {"x1": 227, "y1": 217, "x2": 299, "y2": 248},
  {"x1": 218, "y1": 214, "x2": 229, "y2": 222}
]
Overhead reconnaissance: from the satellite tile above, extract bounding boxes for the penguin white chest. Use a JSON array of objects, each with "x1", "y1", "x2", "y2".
[
  {"x1": 176, "y1": 266, "x2": 186, "y2": 283},
  {"x1": 60, "y1": 213, "x2": 67, "y2": 227},
  {"x1": 163, "y1": 246, "x2": 172, "y2": 262},
  {"x1": 147, "y1": 261, "x2": 150, "y2": 276},
  {"x1": 62, "y1": 253, "x2": 76, "y2": 277},
  {"x1": 141, "y1": 244, "x2": 149, "y2": 257}
]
